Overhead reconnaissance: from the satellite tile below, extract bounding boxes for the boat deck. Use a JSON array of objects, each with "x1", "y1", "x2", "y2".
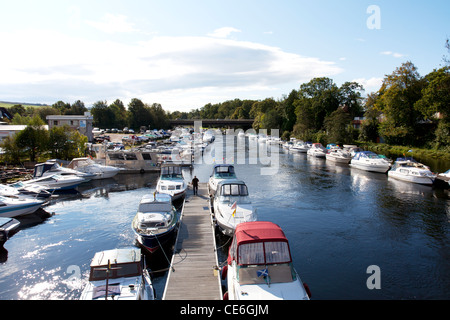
[{"x1": 162, "y1": 183, "x2": 222, "y2": 300}]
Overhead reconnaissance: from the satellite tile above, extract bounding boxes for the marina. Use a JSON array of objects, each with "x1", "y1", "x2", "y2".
[{"x1": 0, "y1": 135, "x2": 449, "y2": 300}]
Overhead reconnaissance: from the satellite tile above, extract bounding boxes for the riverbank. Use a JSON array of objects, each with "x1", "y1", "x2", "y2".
[{"x1": 360, "y1": 142, "x2": 450, "y2": 172}]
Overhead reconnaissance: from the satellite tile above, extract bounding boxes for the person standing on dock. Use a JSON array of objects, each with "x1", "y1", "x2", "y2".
[{"x1": 192, "y1": 176, "x2": 199, "y2": 195}]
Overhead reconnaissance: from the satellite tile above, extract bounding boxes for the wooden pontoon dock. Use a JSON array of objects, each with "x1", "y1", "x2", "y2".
[{"x1": 162, "y1": 183, "x2": 222, "y2": 300}]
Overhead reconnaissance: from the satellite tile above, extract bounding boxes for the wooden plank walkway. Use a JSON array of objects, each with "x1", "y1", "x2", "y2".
[{"x1": 162, "y1": 183, "x2": 222, "y2": 300}]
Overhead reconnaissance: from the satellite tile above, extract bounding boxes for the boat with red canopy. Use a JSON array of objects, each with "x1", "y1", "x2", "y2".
[{"x1": 223, "y1": 221, "x2": 311, "y2": 300}]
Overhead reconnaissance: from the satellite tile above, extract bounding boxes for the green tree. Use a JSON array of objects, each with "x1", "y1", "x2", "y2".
[
  {"x1": 0, "y1": 135, "x2": 22, "y2": 164},
  {"x1": 377, "y1": 61, "x2": 424, "y2": 145},
  {"x1": 15, "y1": 116, "x2": 49, "y2": 162},
  {"x1": 293, "y1": 77, "x2": 341, "y2": 136},
  {"x1": 324, "y1": 108, "x2": 353, "y2": 144},
  {"x1": 91, "y1": 100, "x2": 115, "y2": 128},
  {"x1": 109, "y1": 99, "x2": 127, "y2": 129}
]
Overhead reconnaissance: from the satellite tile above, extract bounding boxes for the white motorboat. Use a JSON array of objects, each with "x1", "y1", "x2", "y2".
[
  {"x1": 202, "y1": 130, "x2": 215, "y2": 143},
  {"x1": 0, "y1": 217, "x2": 20, "y2": 246},
  {"x1": 33, "y1": 161, "x2": 95, "y2": 181},
  {"x1": 23, "y1": 174, "x2": 86, "y2": 191},
  {"x1": 388, "y1": 157, "x2": 436, "y2": 185},
  {"x1": 223, "y1": 221, "x2": 311, "y2": 300},
  {"x1": 132, "y1": 193, "x2": 180, "y2": 254},
  {"x1": 0, "y1": 195, "x2": 45, "y2": 218},
  {"x1": 307, "y1": 143, "x2": 327, "y2": 158},
  {"x1": 212, "y1": 179, "x2": 257, "y2": 237},
  {"x1": 7, "y1": 181, "x2": 54, "y2": 199},
  {"x1": 350, "y1": 151, "x2": 391, "y2": 173},
  {"x1": 67, "y1": 157, "x2": 120, "y2": 180},
  {"x1": 289, "y1": 141, "x2": 309, "y2": 153},
  {"x1": 207, "y1": 164, "x2": 237, "y2": 195},
  {"x1": 326, "y1": 148, "x2": 352, "y2": 164},
  {"x1": 156, "y1": 164, "x2": 187, "y2": 201},
  {"x1": 80, "y1": 247, "x2": 155, "y2": 300}
]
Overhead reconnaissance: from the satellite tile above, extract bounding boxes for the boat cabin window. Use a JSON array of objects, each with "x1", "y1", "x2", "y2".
[
  {"x1": 90, "y1": 262, "x2": 141, "y2": 281},
  {"x1": 214, "y1": 166, "x2": 235, "y2": 178},
  {"x1": 142, "y1": 153, "x2": 152, "y2": 160},
  {"x1": 108, "y1": 153, "x2": 125, "y2": 161},
  {"x1": 238, "y1": 241, "x2": 291, "y2": 265},
  {"x1": 221, "y1": 184, "x2": 248, "y2": 196},
  {"x1": 125, "y1": 153, "x2": 138, "y2": 161},
  {"x1": 161, "y1": 166, "x2": 183, "y2": 178}
]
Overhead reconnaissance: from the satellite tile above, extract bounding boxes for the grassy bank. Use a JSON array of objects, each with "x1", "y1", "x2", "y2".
[{"x1": 359, "y1": 143, "x2": 450, "y2": 161}]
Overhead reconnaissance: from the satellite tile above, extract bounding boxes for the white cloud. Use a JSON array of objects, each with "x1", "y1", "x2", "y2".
[
  {"x1": 380, "y1": 51, "x2": 406, "y2": 58},
  {"x1": 0, "y1": 29, "x2": 343, "y2": 111},
  {"x1": 352, "y1": 77, "x2": 383, "y2": 93},
  {"x1": 86, "y1": 13, "x2": 138, "y2": 34},
  {"x1": 207, "y1": 27, "x2": 241, "y2": 38}
]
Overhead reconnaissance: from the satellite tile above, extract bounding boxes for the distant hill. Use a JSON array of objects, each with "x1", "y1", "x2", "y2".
[{"x1": 0, "y1": 101, "x2": 50, "y2": 108}]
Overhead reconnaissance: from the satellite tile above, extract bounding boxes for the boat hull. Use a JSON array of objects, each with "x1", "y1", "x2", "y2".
[
  {"x1": 134, "y1": 227, "x2": 177, "y2": 253},
  {"x1": 350, "y1": 163, "x2": 390, "y2": 173},
  {"x1": 0, "y1": 202, "x2": 43, "y2": 218},
  {"x1": 388, "y1": 171, "x2": 435, "y2": 185}
]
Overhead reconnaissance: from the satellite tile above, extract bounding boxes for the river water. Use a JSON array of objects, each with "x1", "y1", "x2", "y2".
[{"x1": 0, "y1": 138, "x2": 449, "y2": 300}]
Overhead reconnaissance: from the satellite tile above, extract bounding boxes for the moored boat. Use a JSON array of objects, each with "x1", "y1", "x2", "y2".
[
  {"x1": 80, "y1": 247, "x2": 155, "y2": 300},
  {"x1": 23, "y1": 174, "x2": 86, "y2": 191},
  {"x1": 212, "y1": 179, "x2": 257, "y2": 237},
  {"x1": 207, "y1": 164, "x2": 237, "y2": 195},
  {"x1": 223, "y1": 221, "x2": 311, "y2": 300},
  {"x1": 156, "y1": 164, "x2": 187, "y2": 201},
  {"x1": 131, "y1": 193, "x2": 179, "y2": 253},
  {"x1": 326, "y1": 148, "x2": 352, "y2": 164},
  {"x1": 67, "y1": 157, "x2": 120, "y2": 180},
  {"x1": 350, "y1": 151, "x2": 391, "y2": 173},
  {"x1": 388, "y1": 157, "x2": 436, "y2": 185},
  {"x1": 0, "y1": 196, "x2": 45, "y2": 218},
  {"x1": 307, "y1": 143, "x2": 327, "y2": 158}
]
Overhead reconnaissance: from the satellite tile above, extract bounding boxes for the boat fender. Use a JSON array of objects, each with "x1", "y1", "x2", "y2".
[
  {"x1": 140, "y1": 169, "x2": 145, "y2": 174},
  {"x1": 303, "y1": 282, "x2": 312, "y2": 298},
  {"x1": 221, "y1": 265, "x2": 228, "y2": 280},
  {"x1": 223, "y1": 291, "x2": 228, "y2": 300}
]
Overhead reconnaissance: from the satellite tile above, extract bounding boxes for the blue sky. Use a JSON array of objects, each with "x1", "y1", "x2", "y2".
[{"x1": 0, "y1": 0, "x2": 448, "y2": 112}]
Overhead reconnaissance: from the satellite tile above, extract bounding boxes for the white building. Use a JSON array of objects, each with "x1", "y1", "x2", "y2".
[{"x1": 46, "y1": 112, "x2": 94, "y2": 142}]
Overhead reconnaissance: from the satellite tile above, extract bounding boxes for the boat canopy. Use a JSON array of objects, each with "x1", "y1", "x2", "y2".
[
  {"x1": 161, "y1": 165, "x2": 183, "y2": 179},
  {"x1": 212, "y1": 164, "x2": 235, "y2": 176},
  {"x1": 89, "y1": 248, "x2": 142, "y2": 281},
  {"x1": 138, "y1": 194, "x2": 173, "y2": 212},
  {"x1": 353, "y1": 151, "x2": 379, "y2": 160},
  {"x1": 228, "y1": 221, "x2": 292, "y2": 266}
]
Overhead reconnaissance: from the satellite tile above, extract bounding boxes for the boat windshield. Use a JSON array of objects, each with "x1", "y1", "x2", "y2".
[
  {"x1": 213, "y1": 166, "x2": 236, "y2": 178},
  {"x1": 219, "y1": 184, "x2": 251, "y2": 204},
  {"x1": 161, "y1": 166, "x2": 183, "y2": 179},
  {"x1": 238, "y1": 241, "x2": 291, "y2": 265},
  {"x1": 90, "y1": 262, "x2": 141, "y2": 281}
]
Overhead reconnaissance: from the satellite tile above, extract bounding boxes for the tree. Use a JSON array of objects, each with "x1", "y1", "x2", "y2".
[
  {"x1": 415, "y1": 66, "x2": 450, "y2": 147},
  {"x1": 324, "y1": 108, "x2": 353, "y2": 144},
  {"x1": 293, "y1": 77, "x2": 341, "y2": 136},
  {"x1": 377, "y1": 61, "x2": 424, "y2": 145},
  {"x1": 91, "y1": 100, "x2": 115, "y2": 128},
  {"x1": 109, "y1": 99, "x2": 127, "y2": 129},
  {"x1": 15, "y1": 116, "x2": 49, "y2": 162},
  {"x1": 339, "y1": 81, "x2": 364, "y2": 118},
  {"x1": 0, "y1": 135, "x2": 22, "y2": 164}
]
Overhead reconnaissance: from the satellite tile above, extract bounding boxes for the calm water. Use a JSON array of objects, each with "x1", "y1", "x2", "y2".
[{"x1": 0, "y1": 141, "x2": 449, "y2": 300}]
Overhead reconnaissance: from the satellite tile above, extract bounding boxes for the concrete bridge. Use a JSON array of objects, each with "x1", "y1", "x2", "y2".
[{"x1": 169, "y1": 118, "x2": 254, "y2": 129}]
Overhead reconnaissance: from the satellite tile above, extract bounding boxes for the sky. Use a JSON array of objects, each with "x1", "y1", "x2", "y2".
[{"x1": 0, "y1": 0, "x2": 449, "y2": 113}]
